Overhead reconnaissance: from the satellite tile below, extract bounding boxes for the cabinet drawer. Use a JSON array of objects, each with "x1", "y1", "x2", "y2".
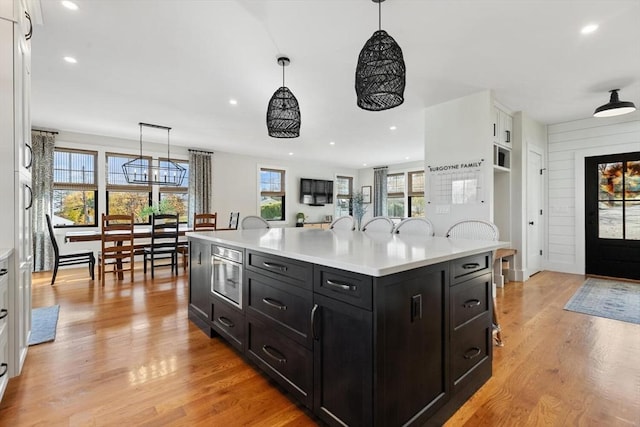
[
  {"x1": 451, "y1": 273, "x2": 491, "y2": 329},
  {"x1": 0, "y1": 276, "x2": 7, "y2": 338},
  {"x1": 314, "y1": 266, "x2": 373, "y2": 310},
  {"x1": 211, "y1": 299, "x2": 245, "y2": 352},
  {"x1": 451, "y1": 315, "x2": 491, "y2": 385},
  {"x1": 247, "y1": 271, "x2": 312, "y2": 348},
  {"x1": 247, "y1": 251, "x2": 313, "y2": 287},
  {"x1": 451, "y1": 253, "x2": 491, "y2": 284},
  {"x1": 0, "y1": 330, "x2": 7, "y2": 400},
  {"x1": 246, "y1": 317, "x2": 313, "y2": 408}
]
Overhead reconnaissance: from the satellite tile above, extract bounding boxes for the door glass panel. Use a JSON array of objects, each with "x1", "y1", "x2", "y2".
[
  {"x1": 625, "y1": 161, "x2": 640, "y2": 200},
  {"x1": 598, "y1": 201, "x2": 623, "y2": 239},
  {"x1": 626, "y1": 201, "x2": 640, "y2": 240},
  {"x1": 598, "y1": 162, "x2": 623, "y2": 201}
]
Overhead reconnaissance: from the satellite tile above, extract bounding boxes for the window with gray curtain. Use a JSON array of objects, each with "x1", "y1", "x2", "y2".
[
  {"x1": 188, "y1": 150, "x2": 213, "y2": 226},
  {"x1": 373, "y1": 166, "x2": 388, "y2": 216},
  {"x1": 32, "y1": 131, "x2": 55, "y2": 272}
]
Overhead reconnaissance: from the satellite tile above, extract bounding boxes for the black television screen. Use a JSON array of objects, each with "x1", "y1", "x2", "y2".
[{"x1": 300, "y1": 178, "x2": 333, "y2": 205}]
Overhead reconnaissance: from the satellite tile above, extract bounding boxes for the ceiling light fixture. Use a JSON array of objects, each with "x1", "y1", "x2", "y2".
[
  {"x1": 61, "y1": 1, "x2": 78, "y2": 10},
  {"x1": 63, "y1": 56, "x2": 77, "y2": 63},
  {"x1": 580, "y1": 24, "x2": 598, "y2": 34},
  {"x1": 355, "y1": 0, "x2": 406, "y2": 111},
  {"x1": 266, "y1": 56, "x2": 301, "y2": 138},
  {"x1": 593, "y1": 89, "x2": 637, "y2": 117},
  {"x1": 229, "y1": 99, "x2": 238, "y2": 105},
  {"x1": 122, "y1": 122, "x2": 186, "y2": 186},
  {"x1": 389, "y1": 125, "x2": 397, "y2": 130}
]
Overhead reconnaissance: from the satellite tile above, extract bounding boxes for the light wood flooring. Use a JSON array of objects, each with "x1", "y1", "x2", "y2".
[{"x1": 0, "y1": 267, "x2": 638, "y2": 426}]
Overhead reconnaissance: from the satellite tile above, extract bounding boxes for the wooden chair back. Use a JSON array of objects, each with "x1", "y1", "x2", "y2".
[
  {"x1": 100, "y1": 213, "x2": 135, "y2": 283},
  {"x1": 194, "y1": 213, "x2": 217, "y2": 231},
  {"x1": 144, "y1": 213, "x2": 179, "y2": 277}
]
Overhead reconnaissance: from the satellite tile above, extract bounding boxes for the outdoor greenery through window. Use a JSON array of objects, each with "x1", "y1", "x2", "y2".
[
  {"x1": 106, "y1": 152, "x2": 151, "y2": 223},
  {"x1": 159, "y1": 158, "x2": 189, "y2": 223},
  {"x1": 408, "y1": 171, "x2": 425, "y2": 217},
  {"x1": 260, "y1": 168, "x2": 285, "y2": 221},
  {"x1": 53, "y1": 148, "x2": 98, "y2": 226},
  {"x1": 335, "y1": 175, "x2": 353, "y2": 218},
  {"x1": 387, "y1": 173, "x2": 405, "y2": 217}
]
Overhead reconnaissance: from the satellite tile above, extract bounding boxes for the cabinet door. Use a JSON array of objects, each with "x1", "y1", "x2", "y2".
[
  {"x1": 188, "y1": 240, "x2": 212, "y2": 322},
  {"x1": 313, "y1": 293, "x2": 372, "y2": 427},
  {"x1": 500, "y1": 111, "x2": 512, "y2": 146}
]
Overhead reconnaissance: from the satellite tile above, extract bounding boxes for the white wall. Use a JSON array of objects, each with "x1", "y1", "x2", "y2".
[
  {"x1": 546, "y1": 111, "x2": 640, "y2": 274},
  {"x1": 424, "y1": 91, "x2": 493, "y2": 236}
]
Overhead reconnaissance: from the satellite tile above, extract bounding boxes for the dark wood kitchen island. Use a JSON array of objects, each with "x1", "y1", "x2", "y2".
[{"x1": 187, "y1": 227, "x2": 505, "y2": 426}]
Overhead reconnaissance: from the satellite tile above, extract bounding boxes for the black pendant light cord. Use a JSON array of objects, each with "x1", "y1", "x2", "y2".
[
  {"x1": 378, "y1": 0, "x2": 382, "y2": 30},
  {"x1": 282, "y1": 62, "x2": 285, "y2": 88}
]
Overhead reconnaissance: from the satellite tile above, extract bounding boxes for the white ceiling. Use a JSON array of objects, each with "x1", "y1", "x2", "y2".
[{"x1": 31, "y1": 0, "x2": 640, "y2": 168}]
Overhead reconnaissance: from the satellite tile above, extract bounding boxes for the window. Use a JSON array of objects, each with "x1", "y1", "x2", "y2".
[
  {"x1": 335, "y1": 176, "x2": 353, "y2": 218},
  {"x1": 159, "y1": 159, "x2": 189, "y2": 223},
  {"x1": 106, "y1": 152, "x2": 151, "y2": 223},
  {"x1": 53, "y1": 148, "x2": 98, "y2": 226},
  {"x1": 260, "y1": 168, "x2": 285, "y2": 221},
  {"x1": 408, "y1": 171, "x2": 425, "y2": 217},
  {"x1": 386, "y1": 173, "x2": 405, "y2": 217}
]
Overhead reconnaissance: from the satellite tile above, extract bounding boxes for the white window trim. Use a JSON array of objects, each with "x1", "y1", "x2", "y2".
[{"x1": 257, "y1": 164, "x2": 288, "y2": 226}]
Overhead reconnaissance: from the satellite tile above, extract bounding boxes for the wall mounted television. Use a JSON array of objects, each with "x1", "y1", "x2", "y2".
[{"x1": 300, "y1": 178, "x2": 333, "y2": 206}]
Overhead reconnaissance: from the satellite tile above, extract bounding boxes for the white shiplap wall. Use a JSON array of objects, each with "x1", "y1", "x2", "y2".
[{"x1": 546, "y1": 111, "x2": 640, "y2": 274}]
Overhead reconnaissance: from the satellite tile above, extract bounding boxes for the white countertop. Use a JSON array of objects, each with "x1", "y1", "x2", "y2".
[{"x1": 187, "y1": 227, "x2": 508, "y2": 277}]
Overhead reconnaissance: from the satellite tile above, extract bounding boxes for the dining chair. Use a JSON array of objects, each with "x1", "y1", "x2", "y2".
[
  {"x1": 45, "y1": 214, "x2": 95, "y2": 286},
  {"x1": 144, "y1": 213, "x2": 179, "y2": 278},
  {"x1": 228, "y1": 212, "x2": 240, "y2": 229},
  {"x1": 393, "y1": 217, "x2": 435, "y2": 236},
  {"x1": 241, "y1": 215, "x2": 270, "y2": 229},
  {"x1": 99, "y1": 213, "x2": 135, "y2": 284},
  {"x1": 181, "y1": 213, "x2": 217, "y2": 270},
  {"x1": 361, "y1": 216, "x2": 395, "y2": 233},
  {"x1": 329, "y1": 215, "x2": 355, "y2": 230},
  {"x1": 446, "y1": 219, "x2": 503, "y2": 346}
]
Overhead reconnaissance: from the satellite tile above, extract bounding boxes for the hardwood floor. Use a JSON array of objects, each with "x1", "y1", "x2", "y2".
[{"x1": 0, "y1": 268, "x2": 638, "y2": 426}]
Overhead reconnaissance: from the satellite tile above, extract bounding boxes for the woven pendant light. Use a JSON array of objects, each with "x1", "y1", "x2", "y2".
[
  {"x1": 355, "y1": 0, "x2": 405, "y2": 111},
  {"x1": 266, "y1": 57, "x2": 301, "y2": 138}
]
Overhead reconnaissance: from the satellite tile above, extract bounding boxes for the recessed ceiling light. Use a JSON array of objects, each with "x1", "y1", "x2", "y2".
[
  {"x1": 229, "y1": 99, "x2": 238, "y2": 105},
  {"x1": 363, "y1": 163, "x2": 367, "y2": 167},
  {"x1": 288, "y1": 152, "x2": 294, "y2": 156},
  {"x1": 389, "y1": 125, "x2": 397, "y2": 130},
  {"x1": 405, "y1": 156, "x2": 410, "y2": 160},
  {"x1": 61, "y1": 1, "x2": 79, "y2": 10},
  {"x1": 329, "y1": 141, "x2": 335, "y2": 145},
  {"x1": 63, "y1": 56, "x2": 77, "y2": 64},
  {"x1": 581, "y1": 24, "x2": 598, "y2": 34}
]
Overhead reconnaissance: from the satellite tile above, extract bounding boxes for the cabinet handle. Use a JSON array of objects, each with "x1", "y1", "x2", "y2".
[
  {"x1": 25, "y1": 185, "x2": 33, "y2": 210},
  {"x1": 505, "y1": 130, "x2": 511, "y2": 143},
  {"x1": 493, "y1": 123, "x2": 496, "y2": 137},
  {"x1": 462, "y1": 263, "x2": 480, "y2": 270},
  {"x1": 0, "y1": 309, "x2": 7, "y2": 320},
  {"x1": 262, "y1": 261, "x2": 288, "y2": 272},
  {"x1": 463, "y1": 299, "x2": 481, "y2": 308},
  {"x1": 463, "y1": 347, "x2": 482, "y2": 360},
  {"x1": 311, "y1": 304, "x2": 319, "y2": 341},
  {"x1": 262, "y1": 297, "x2": 287, "y2": 311},
  {"x1": 261, "y1": 345, "x2": 287, "y2": 364},
  {"x1": 325, "y1": 279, "x2": 357, "y2": 292},
  {"x1": 0, "y1": 268, "x2": 7, "y2": 276},
  {"x1": 217, "y1": 316, "x2": 234, "y2": 328},
  {"x1": 0, "y1": 363, "x2": 7, "y2": 378},
  {"x1": 25, "y1": 11, "x2": 33, "y2": 40},
  {"x1": 25, "y1": 143, "x2": 33, "y2": 169}
]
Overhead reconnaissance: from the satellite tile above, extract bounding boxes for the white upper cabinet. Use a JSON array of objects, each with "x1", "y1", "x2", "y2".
[{"x1": 492, "y1": 105, "x2": 513, "y2": 148}]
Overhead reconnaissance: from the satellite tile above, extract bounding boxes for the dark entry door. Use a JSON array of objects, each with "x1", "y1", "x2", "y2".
[{"x1": 585, "y1": 152, "x2": 640, "y2": 280}]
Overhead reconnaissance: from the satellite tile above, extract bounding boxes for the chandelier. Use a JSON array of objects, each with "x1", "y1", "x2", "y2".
[
  {"x1": 266, "y1": 56, "x2": 301, "y2": 138},
  {"x1": 122, "y1": 122, "x2": 186, "y2": 186},
  {"x1": 355, "y1": 0, "x2": 406, "y2": 111}
]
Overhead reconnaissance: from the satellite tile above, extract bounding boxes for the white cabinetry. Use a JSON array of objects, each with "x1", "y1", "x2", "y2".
[
  {"x1": 492, "y1": 104, "x2": 513, "y2": 250},
  {"x1": 492, "y1": 106, "x2": 513, "y2": 171},
  {"x1": 0, "y1": 0, "x2": 32, "y2": 384},
  {"x1": 0, "y1": 250, "x2": 12, "y2": 402}
]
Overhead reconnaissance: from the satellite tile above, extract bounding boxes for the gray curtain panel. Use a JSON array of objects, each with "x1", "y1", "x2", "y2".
[
  {"x1": 188, "y1": 150, "x2": 213, "y2": 226},
  {"x1": 31, "y1": 131, "x2": 55, "y2": 272},
  {"x1": 373, "y1": 166, "x2": 388, "y2": 217}
]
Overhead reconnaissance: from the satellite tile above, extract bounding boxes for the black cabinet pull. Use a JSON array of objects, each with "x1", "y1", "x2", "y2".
[
  {"x1": 0, "y1": 363, "x2": 7, "y2": 378},
  {"x1": 262, "y1": 261, "x2": 287, "y2": 272},
  {"x1": 25, "y1": 143, "x2": 33, "y2": 169},
  {"x1": 217, "y1": 316, "x2": 234, "y2": 328},
  {"x1": 463, "y1": 299, "x2": 481, "y2": 308},
  {"x1": 462, "y1": 263, "x2": 480, "y2": 270},
  {"x1": 311, "y1": 304, "x2": 319, "y2": 341},
  {"x1": 25, "y1": 184, "x2": 33, "y2": 210},
  {"x1": 493, "y1": 123, "x2": 496, "y2": 137},
  {"x1": 0, "y1": 268, "x2": 7, "y2": 276},
  {"x1": 0, "y1": 309, "x2": 7, "y2": 320},
  {"x1": 463, "y1": 347, "x2": 482, "y2": 360},
  {"x1": 325, "y1": 279, "x2": 357, "y2": 292},
  {"x1": 262, "y1": 345, "x2": 287, "y2": 364},
  {"x1": 262, "y1": 297, "x2": 287, "y2": 311},
  {"x1": 25, "y1": 11, "x2": 32, "y2": 40},
  {"x1": 505, "y1": 130, "x2": 511, "y2": 143}
]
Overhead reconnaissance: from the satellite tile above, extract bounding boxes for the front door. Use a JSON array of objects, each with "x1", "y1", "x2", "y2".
[
  {"x1": 585, "y1": 152, "x2": 640, "y2": 280},
  {"x1": 527, "y1": 149, "x2": 543, "y2": 275}
]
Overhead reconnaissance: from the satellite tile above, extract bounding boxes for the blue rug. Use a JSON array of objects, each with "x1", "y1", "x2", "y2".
[
  {"x1": 564, "y1": 278, "x2": 640, "y2": 325},
  {"x1": 28, "y1": 305, "x2": 60, "y2": 346}
]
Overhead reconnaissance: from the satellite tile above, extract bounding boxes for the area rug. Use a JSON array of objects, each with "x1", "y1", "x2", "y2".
[
  {"x1": 28, "y1": 305, "x2": 60, "y2": 346},
  {"x1": 564, "y1": 278, "x2": 640, "y2": 325}
]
